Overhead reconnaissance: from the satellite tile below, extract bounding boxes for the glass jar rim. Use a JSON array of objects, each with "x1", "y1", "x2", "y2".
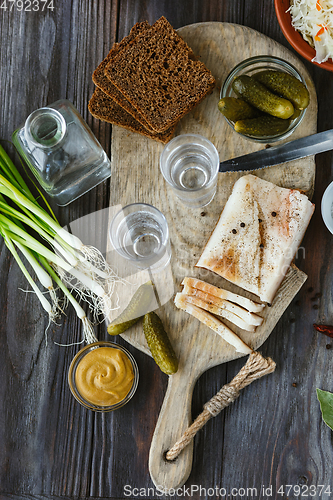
[
  {"x1": 220, "y1": 55, "x2": 308, "y2": 143},
  {"x1": 24, "y1": 107, "x2": 67, "y2": 149}
]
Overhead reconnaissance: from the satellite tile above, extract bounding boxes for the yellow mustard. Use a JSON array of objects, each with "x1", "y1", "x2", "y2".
[{"x1": 75, "y1": 347, "x2": 134, "y2": 406}]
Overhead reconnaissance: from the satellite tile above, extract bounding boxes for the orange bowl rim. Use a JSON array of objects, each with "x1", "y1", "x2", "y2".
[{"x1": 274, "y1": 0, "x2": 333, "y2": 72}]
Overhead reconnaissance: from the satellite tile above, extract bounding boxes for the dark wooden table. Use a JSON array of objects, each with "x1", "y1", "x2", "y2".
[{"x1": 1, "y1": 1, "x2": 333, "y2": 499}]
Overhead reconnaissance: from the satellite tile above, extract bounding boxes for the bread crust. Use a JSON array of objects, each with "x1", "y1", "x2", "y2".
[
  {"x1": 92, "y1": 21, "x2": 154, "y2": 131},
  {"x1": 88, "y1": 88, "x2": 177, "y2": 144},
  {"x1": 104, "y1": 16, "x2": 216, "y2": 133}
]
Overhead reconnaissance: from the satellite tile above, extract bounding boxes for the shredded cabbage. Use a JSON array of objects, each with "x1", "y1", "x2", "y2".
[{"x1": 288, "y1": 0, "x2": 333, "y2": 63}]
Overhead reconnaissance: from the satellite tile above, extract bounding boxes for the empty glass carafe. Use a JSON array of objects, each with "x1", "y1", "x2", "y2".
[{"x1": 12, "y1": 99, "x2": 111, "y2": 206}]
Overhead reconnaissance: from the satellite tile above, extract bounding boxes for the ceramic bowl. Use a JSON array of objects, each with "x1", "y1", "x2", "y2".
[
  {"x1": 321, "y1": 181, "x2": 333, "y2": 234},
  {"x1": 220, "y1": 55, "x2": 308, "y2": 143},
  {"x1": 274, "y1": 0, "x2": 333, "y2": 72}
]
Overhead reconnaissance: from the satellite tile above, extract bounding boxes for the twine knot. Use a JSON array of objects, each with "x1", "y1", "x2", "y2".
[
  {"x1": 165, "y1": 351, "x2": 276, "y2": 462},
  {"x1": 204, "y1": 384, "x2": 239, "y2": 416}
]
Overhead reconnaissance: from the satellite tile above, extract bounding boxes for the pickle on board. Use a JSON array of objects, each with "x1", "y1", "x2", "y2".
[
  {"x1": 218, "y1": 97, "x2": 261, "y2": 122},
  {"x1": 232, "y1": 75, "x2": 294, "y2": 119},
  {"x1": 253, "y1": 70, "x2": 310, "y2": 110},
  {"x1": 108, "y1": 317, "x2": 142, "y2": 336},
  {"x1": 107, "y1": 281, "x2": 155, "y2": 336},
  {"x1": 234, "y1": 114, "x2": 290, "y2": 137},
  {"x1": 143, "y1": 312, "x2": 178, "y2": 375}
]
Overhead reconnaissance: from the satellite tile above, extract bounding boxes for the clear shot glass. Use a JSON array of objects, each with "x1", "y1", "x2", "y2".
[
  {"x1": 159, "y1": 134, "x2": 220, "y2": 208},
  {"x1": 109, "y1": 203, "x2": 171, "y2": 270}
]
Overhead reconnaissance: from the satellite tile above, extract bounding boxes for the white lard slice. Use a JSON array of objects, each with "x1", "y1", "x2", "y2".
[
  {"x1": 196, "y1": 174, "x2": 314, "y2": 304},
  {"x1": 174, "y1": 293, "x2": 252, "y2": 354}
]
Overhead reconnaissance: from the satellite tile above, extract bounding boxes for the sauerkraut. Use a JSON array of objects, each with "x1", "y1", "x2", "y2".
[{"x1": 288, "y1": 0, "x2": 333, "y2": 63}]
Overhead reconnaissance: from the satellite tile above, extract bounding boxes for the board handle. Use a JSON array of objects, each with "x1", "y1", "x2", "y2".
[{"x1": 148, "y1": 367, "x2": 197, "y2": 491}]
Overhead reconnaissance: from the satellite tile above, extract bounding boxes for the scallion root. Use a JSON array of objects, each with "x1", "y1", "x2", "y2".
[{"x1": 0, "y1": 145, "x2": 127, "y2": 346}]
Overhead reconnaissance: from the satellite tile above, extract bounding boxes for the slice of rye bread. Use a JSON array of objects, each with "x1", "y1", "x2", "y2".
[
  {"x1": 88, "y1": 88, "x2": 177, "y2": 144},
  {"x1": 104, "y1": 16, "x2": 216, "y2": 133},
  {"x1": 92, "y1": 21, "x2": 155, "y2": 132}
]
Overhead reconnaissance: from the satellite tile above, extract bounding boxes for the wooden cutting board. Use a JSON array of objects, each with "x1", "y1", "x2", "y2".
[{"x1": 106, "y1": 22, "x2": 317, "y2": 491}]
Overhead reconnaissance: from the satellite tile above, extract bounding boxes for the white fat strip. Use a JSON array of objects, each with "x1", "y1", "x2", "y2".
[
  {"x1": 195, "y1": 175, "x2": 314, "y2": 304},
  {"x1": 174, "y1": 293, "x2": 253, "y2": 355},
  {"x1": 178, "y1": 292, "x2": 256, "y2": 332},
  {"x1": 181, "y1": 277, "x2": 265, "y2": 313},
  {"x1": 182, "y1": 283, "x2": 263, "y2": 327}
]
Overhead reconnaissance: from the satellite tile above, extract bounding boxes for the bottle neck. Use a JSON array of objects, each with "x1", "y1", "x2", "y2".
[{"x1": 24, "y1": 107, "x2": 66, "y2": 149}]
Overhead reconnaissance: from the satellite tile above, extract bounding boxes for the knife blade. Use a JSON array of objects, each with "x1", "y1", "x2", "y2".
[{"x1": 219, "y1": 129, "x2": 333, "y2": 172}]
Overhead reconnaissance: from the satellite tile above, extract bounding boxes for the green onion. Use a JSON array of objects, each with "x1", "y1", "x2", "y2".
[
  {"x1": 15, "y1": 242, "x2": 53, "y2": 290},
  {"x1": 0, "y1": 144, "x2": 122, "y2": 344},
  {"x1": 39, "y1": 256, "x2": 98, "y2": 345},
  {"x1": 0, "y1": 144, "x2": 35, "y2": 201},
  {"x1": 0, "y1": 226, "x2": 52, "y2": 315}
]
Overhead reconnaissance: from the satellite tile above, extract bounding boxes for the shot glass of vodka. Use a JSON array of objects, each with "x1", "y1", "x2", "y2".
[
  {"x1": 159, "y1": 134, "x2": 219, "y2": 208},
  {"x1": 109, "y1": 203, "x2": 171, "y2": 271}
]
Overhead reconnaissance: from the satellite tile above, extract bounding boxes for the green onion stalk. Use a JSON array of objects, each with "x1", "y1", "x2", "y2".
[{"x1": 0, "y1": 144, "x2": 121, "y2": 344}]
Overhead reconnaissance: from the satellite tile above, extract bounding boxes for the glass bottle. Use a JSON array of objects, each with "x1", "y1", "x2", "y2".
[{"x1": 12, "y1": 99, "x2": 111, "y2": 206}]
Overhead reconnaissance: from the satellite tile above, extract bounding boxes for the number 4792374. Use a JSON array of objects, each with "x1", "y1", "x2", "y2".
[
  {"x1": 0, "y1": 0, "x2": 54, "y2": 11},
  {"x1": 277, "y1": 484, "x2": 332, "y2": 497}
]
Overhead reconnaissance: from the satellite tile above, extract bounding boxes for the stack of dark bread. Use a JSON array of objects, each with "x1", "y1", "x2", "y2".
[{"x1": 88, "y1": 17, "x2": 215, "y2": 143}]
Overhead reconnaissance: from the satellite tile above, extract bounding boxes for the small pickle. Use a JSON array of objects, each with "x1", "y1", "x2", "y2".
[
  {"x1": 218, "y1": 97, "x2": 261, "y2": 122},
  {"x1": 108, "y1": 281, "x2": 155, "y2": 336},
  {"x1": 143, "y1": 312, "x2": 178, "y2": 375},
  {"x1": 253, "y1": 70, "x2": 310, "y2": 110},
  {"x1": 232, "y1": 75, "x2": 294, "y2": 119},
  {"x1": 234, "y1": 115, "x2": 290, "y2": 137},
  {"x1": 108, "y1": 317, "x2": 142, "y2": 336}
]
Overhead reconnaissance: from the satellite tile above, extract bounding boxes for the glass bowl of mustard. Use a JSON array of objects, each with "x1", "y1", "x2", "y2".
[{"x1": 68, "y1": 341, "x2": 139, "y2": 412}]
